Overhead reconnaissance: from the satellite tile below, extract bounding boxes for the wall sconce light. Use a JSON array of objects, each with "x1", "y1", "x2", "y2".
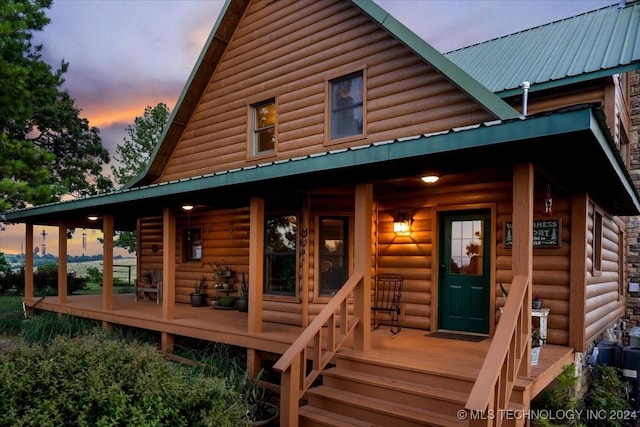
[
  {"x1": 393, "y1": 210, "x2": 413, "y2": 234},
  {"x1": 421, "y1": 175, "x2": 439, "y2": 184},
  {"x1": 87, "y1": 215, "x2": 99, "y2": 221},
  {"x1": 181, "y1": 203, "x2": 194, "y2": 212}
]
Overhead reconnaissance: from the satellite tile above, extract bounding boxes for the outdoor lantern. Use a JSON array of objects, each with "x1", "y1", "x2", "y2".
[
  {"x1": 181, "y1": 203, "x2": 194, "y2": 212},
  {"x1": 393, "y1": 211, "x2": 412, "y2": 234},
  {"x1": 87, "y1": 215, "x2": 99, "y2": 221}
]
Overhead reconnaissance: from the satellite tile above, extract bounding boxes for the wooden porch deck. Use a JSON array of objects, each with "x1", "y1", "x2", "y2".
[{"x1": 25, "y1": 293, "x2": 574, "y2": 400}]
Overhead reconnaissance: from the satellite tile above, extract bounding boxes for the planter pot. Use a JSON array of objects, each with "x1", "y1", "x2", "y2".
[
  {"x1": 251, "y1": 402, "x2": 279, "y2": 426},
  {"x1": 190, "y1": 293, "x2": 208, "y2": 307},
  {"x1": 532, "y1": 300, "x2": 543, "y2": 309},
  {"x1": 531, "y1": 346, "x2": 541, "y2": 366},
  {"x1": 236, "y1": 297, "x2": 248, "y2": 312}
]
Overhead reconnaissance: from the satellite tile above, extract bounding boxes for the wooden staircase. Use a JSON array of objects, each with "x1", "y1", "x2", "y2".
[{"x1": 298, "y1": 349, "x2": 536, "y2": 427}]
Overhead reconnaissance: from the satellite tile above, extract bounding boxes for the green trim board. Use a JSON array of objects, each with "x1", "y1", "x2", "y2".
[{"x1": 352, "y1": 0, "x2": 518, "y2": 120}]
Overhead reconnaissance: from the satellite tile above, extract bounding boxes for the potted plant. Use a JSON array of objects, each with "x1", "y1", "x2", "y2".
[
  {"x1": 237, "y1": 368, "x2": 279, "y2": 426},
  {"x1": 531, "y1": 329, "x2": 542, "y2": 365},
  {"x1": 190, "y1": 275, "x2": 208, "y2": 307},
  {"x1": 247, "y1": 385, "x2": 278, "y2": 426},
  {"x1": 533, "y1": 294, "x2": 543, "y2": 309},
  {"x1": 236, "y1": 273, "x2": 249, "y2": 313},
  {"x1": 210, "y1": 261, "x2": 234, "y2": 288},
  {"x1": 214, "y1": 295, "x2": 237, "y2": 309}
]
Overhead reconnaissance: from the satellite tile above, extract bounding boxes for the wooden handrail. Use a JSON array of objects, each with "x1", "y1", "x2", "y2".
[
  {"x1": 465, "y1": 275, "x2": 531, "y2": 427},
  {"x1": 273, "y1": 269, "x2": 365, "y2": 427}
]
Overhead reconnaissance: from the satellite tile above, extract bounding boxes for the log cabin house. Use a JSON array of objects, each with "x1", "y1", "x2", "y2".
[{"x1": 4, "y1": 1, "x2": 640, "y2": 425}]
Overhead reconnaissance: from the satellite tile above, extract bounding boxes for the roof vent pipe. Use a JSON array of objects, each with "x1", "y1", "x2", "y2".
[{"x1": 520, "y1": 81, "x2": 530, "y2": 119}]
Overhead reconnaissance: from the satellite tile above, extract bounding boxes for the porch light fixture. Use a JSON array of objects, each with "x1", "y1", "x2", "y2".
[
  {"x1": 393, "y1": 210, "x2": 413, "y2": 234},
  {"x1": 421, "y1": 175, "x2": 439, "y2": 184},
  {"x1": 87, "y1": 215, "x2": 99, "y2": 221},
  {"x1": 181, "y1": 204, "x2": 194, "y2": 212}
]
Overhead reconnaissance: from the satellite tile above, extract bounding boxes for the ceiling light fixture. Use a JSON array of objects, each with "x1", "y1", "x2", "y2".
[{"x1": 421, "y1": 175, "x2": 439, "y2": 184}]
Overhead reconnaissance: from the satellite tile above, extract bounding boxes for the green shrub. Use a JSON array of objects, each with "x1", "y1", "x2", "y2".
[
  {"x1": 584, "y1": 365, "x2": 634, "y2": 427},
  {"x1": 0, "y1": 268, "x2": 24, "y2": 295},
  {"x1": 0, "y1": 333, "x2": 250, "y2": 427},
  {"x1": 85, "y1": 266, "x2": 102, "y2": 285},
  {"x1": 29, "y1": 263, "x2": 87, "y2": 296}
]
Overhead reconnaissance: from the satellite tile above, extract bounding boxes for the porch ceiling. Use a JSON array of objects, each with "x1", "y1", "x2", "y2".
[{"x1": 3, "y1": 105, "x2": 638, "y2": 230}]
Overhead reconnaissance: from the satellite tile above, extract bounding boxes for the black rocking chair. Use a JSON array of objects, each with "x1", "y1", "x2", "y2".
[{"x1": 371, "y1": 273, "x2": 404, "y2": 334}]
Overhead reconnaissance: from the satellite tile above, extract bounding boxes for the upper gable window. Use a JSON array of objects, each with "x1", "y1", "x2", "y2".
[
  {"x1": 329, "y1": 72, "x2": 363, "y2": 140},
  {"x1": 252, "y1": 100, "x2": 276, "y2": 155}
]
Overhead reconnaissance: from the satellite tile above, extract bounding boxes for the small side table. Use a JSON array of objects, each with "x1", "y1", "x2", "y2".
[{"x1": 532, "y1": 308, "x2": 550, "y2": 345}]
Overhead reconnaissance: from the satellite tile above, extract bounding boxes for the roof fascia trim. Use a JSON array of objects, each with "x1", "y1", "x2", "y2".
[
  {"x1": 351, "y1": 0, "x2": 519, "y2": 120},
  {"x1": 4, "y1": 108, "x2": 606, "y2": 222},
  {"x1": 589, "y1": 110, "x2": 640, "y2": 213},
  {"x1": 497, "y1": 63, "x2": 640, "y2": 98},
  {"x1": 127, "y1": 0, "x2": 237, "y2": 188}
]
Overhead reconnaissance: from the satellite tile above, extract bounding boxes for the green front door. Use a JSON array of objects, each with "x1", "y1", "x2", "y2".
[{"x1": 438, "y1": 210, "x2": 491, "y2": 334}]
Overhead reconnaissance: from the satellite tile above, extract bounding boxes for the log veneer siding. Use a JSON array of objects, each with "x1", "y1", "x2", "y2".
[
  {"x1": 584, "y1": 201, "x2": 625, "y2": 343},
  {"x1": 136, "y1": 181, "x2": 621, "y2": 341},
  {"x1": 158, "y1": 0, "x2": 494, "y2": 183}
]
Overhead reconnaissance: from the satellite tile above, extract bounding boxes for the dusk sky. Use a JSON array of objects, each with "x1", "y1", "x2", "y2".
[{"x1": 0, "y1": 0, "x2": 616, "y2": 256}]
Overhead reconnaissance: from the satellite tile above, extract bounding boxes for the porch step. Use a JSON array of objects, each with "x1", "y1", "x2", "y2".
[
  {"x1": 304, "y1": 386, "x2": 465, "y2": 427},
  {"x1": 321, "y1": 367, "x2": 469, "y2": 419},
  {"x1": 299, "y1": 405, "x2": 380, "y2": 427},
  {"x1": 335, "y1": 350, "x2": 476, "y2": 394}
]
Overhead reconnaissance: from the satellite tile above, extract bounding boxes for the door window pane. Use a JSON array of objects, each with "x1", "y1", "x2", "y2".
[
  {"x1": 183, "y1": 228, "x2": 202, "y2": 262},
  {"x1": 264, "y1": 215, "x2": 297, "y2": 295},
  {"x1": 319, "y1": 217, "x2": 348, "y2": 296},
  {"x1": 450, "y1": 220, "x2": 483, "y2": 275}
]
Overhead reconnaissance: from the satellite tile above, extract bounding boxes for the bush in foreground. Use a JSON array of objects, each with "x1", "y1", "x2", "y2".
[{"x1": 0, "y1": 333, "x2": 250, "y2": 426}]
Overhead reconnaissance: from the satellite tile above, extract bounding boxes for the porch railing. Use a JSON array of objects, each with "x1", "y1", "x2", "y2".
[
  {"x1": 273, "y1": 269, "x2": 364, "y2": 427},
  {"x1": 465, "y1": 275, "x2": 531, "y2": 427}
]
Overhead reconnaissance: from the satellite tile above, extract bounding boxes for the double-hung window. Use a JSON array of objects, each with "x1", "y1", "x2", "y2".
[
  {"x1": 329, "y1": 71, "x2": 363, "y2": 141},
  {"x1": 252, "y1": 99, "x2": 276, "y2": 155}
]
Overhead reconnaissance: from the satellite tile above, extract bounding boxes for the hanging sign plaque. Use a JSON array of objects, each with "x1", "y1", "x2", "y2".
[{"x1": 504, "y1": 218, "x2": 561, "y2": 248}]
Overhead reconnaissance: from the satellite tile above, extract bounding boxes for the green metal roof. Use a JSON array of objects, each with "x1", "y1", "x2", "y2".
[
  {"x1": 444, "y1": 2, "x2": 640, "y2": 97},
  {"x1": 4, "y1": 106, "x2": 639, "y2": 228}
]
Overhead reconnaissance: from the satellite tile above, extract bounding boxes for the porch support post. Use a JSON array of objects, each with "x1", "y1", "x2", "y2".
[
  {"x1": 353, "y1": 183, "x2": 372, "y2": 352},
  {"x1": 58, "y1": 224, "x2": 68, "y2": 303},
  {"x1": 513, "y1": 163, "x2": 533, "y2": 378},
  {"x1": 25, "y1": 224, "x2": 34, "y2": 299},
  {"x1": 162, "y1": 207, "x2": 176, "y2": 320},
  {"x1": 249, "y1": 197, "x2": 264, "y2": 334},
  {"x1": 102, "y1": 215, "x2": 114, "y2": 311},
  {"x1": 569, "y1": 194, "x2": 588, "y2": 351}
]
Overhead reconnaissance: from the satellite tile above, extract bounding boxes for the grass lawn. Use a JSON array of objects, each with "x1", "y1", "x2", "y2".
[{"x1": 0, "y1": 295, "x2": 23, "y2": 315}]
